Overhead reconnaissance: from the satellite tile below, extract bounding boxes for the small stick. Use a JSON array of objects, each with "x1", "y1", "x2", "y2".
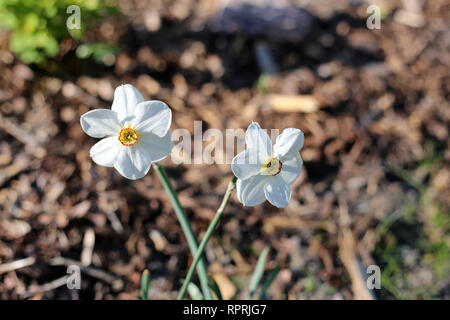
[
  {"x1": 0, "y1": 154, "x2": 30, "y2": 187},
  {"x1": 0, "y1": 114, "x2": 40, "y2": 149},
  {"x1": 49, "y1": 257, "x2": 123, "y2": 290},
  {"x1": 23, "y1": 275, "x2": 69, "y2": 299},
  {"x1": 81, "y1": 228, "x2": 95, "y2": 266},
  {"x1": 0, "y1": 257, "x2": 36, "y2": 274},
  {"x1": 105, "y1": 210, "x2": 124, "y2": 234},
  {"x1": 338, "y1": 199, "x2": 375, "y2": 300}
]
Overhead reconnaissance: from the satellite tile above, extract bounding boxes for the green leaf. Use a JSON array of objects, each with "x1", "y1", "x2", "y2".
[
  {"x1": 257, "y1": 74, "x2": 269, "y2": 93},
  {"x1": 208, "y1": 278, "x2": 223, "y2": 300},
  {"x1": 248, "y1": 247, "x2": 269, "y2": 299},
  {"x1": 68, "y1": 28, "x2": 83, "y2": 41},
  {"x1": 75, "y1": 42, "x2": 118, "y2": 65},
  {"x1": 23, "y1": 13, "x2": 39, "y2": 33},
  {"x1": 10, "y1": 31, "x2": 35, "y2": 52},
  {"x1": 140, "y1": 269, "x2": 151, "y2": 300},
  {"x1": 75, "y1": 44, "x2": 91, "y2": 59},
  {"x1": 42, "y1": 36, "x2": 59, "y2": 56},
  {"x1": 187, "y1": 283, "x2": 204, "y2": 300},
  {"x1": 0, "y1": 11, "x2": 19, "y2": 29},
  {"x1": 0, "y1": 0, "x2": 118, "y2": 65},
  {"x1": 259, "y1": 264, "x2": 280, "y2": 300},
  {"x1": 20, "y1": 49, "x2": 41, "y2": 64}
]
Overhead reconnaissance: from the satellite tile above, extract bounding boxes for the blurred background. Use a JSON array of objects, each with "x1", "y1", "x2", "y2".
[{"x1": 0, "y1": 0, "x2": 448, "y2": 299}]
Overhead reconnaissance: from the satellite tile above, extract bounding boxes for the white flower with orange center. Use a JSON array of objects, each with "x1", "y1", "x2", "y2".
[
  {"x1": 231, "y1": 122, "x2": 304, "y2": 208},
  {"x1": 80, "y1": 84, "x2": 173, "y2": 180}
]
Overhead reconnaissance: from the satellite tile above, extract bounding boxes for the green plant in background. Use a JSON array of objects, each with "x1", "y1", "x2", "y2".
[
  {"x1": 376, "y1": 149, "x2": 450, "y2": 299},
  {"x1": 75, "y1": 42, "x2": 118, "y2": 65},
  {"x1": 0, "y1": 0, "x2": 117, "y2": 65}
]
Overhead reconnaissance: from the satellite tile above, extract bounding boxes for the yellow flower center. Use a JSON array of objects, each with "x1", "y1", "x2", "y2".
[
  {"x1": 118, "y1": 127, "x2": 139, "y2": 146},
  {"x1": 262, "y1": 157, "x2": 282, "y2": 176}
]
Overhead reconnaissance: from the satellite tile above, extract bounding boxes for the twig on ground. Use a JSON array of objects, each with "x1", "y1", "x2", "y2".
[
  {"x1": 105, "y1": 209, "x2": 124, "y2": 234},
  {"x1": 0, "y1": 154, "x2": 30, "y2": 187},
  {"x1": 81, "y1": 228, "x2": 95, "y2": 266},
  {"x1": 338, "y1": 199, "x2": 375, "y2": 300},
  {"x1": 0, "y1": 113, "x2": 40, "y2": 149},
  {"x1": 49, "y1": 257, "x2": 124, "y2": 291},
  {"x1": 0, "y1": 257, "x2": 36, "y2": 274},
  {"x1": 22, "y1": 275, "x2": 69, "y2": 299}
]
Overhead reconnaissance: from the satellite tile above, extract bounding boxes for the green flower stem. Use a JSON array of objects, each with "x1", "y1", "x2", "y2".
[
  {"x1": 152, "y1": 163, "x2": 212, "y2": 300},
  {"x1": 177, "y1": 176, "x2": 237, "y2": 300}
]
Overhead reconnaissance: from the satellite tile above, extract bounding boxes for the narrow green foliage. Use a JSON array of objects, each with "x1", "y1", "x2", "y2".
[
  {"x1": 177, "y1": 176, "x2": 237, "y2": 300},
  {"x1": 208, "y1": 278, "x2": 223, "y2": 300},
  {"x1": 140, "y1": 269, "x2": 151, "y2": 300},
  {"x1": 187, "y1": 283, "x2": 204, "y2": 300},
  {"x1": 153, "y1": 164, "x2": 212, "y2": 299},
  {"x1": 248, "y1": 247, "x2": 269, "y2": 299},
  {"x1": 259, "y1": 264, "x2": 280, "y2": 300}
]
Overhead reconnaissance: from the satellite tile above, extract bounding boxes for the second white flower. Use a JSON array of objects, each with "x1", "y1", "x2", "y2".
[{"x1": 231, "y1": 122, "x2": 304, "y2": 208}]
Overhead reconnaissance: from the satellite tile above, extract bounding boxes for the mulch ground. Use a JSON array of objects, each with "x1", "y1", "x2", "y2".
[{"x1": 0, "y1": 0, "x2": 448, "y2": 299}]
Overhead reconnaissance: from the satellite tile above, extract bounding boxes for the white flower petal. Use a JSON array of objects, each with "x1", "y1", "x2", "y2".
[
  {"x1": 231, "y1": 148, "x2": 264, "y2": 180},
  {"x1": 245, "y1": 122, "x2": 272, "y2": 160},
  {"x1": 236, "y1": 175, "x2": 267, "y2": 206},
  {"x1": 264, "y1": 176, "x2": 292, "y2": 208},
  {"x1": 139, "y1": 131, "x2": 173, "y2": 163},
  {"x1": 273, "y1": 128, "x2": 304, "y2": 159},
  {"x1": 80, "y1": 109, "x2": 121, "y2": 138},
  {"x1": 280, "y1": 152, "x2": 303, "y2": 184},
  {"x1": 111, "y1": 84, "x2": 144, "y2": 122},
  {"x1": 133, "y1": 101, "x2": 172, "y2": 137},
  {"x1": 90, "y1": 137, "x2": 122, "y2": 167},
  {"x1": 113, "y1": 144, "x2": 152, "y2": 180}
]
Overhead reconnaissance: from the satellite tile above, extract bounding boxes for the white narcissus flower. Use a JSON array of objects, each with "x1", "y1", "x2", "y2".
[
  {"x1": 80, "y1": 84, "x2": 173, "y2": 180},
  {"x1": 231, "y1": 122, "x2": 304, "y2": 208}
]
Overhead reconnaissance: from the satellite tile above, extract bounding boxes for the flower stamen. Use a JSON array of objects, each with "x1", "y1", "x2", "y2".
[
  {"x1": 118, "y1": 127, "x2": 139, "y2": 146},
  {"x1": 262, "y1": 158, "x2": 282, "y2": 176}
]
